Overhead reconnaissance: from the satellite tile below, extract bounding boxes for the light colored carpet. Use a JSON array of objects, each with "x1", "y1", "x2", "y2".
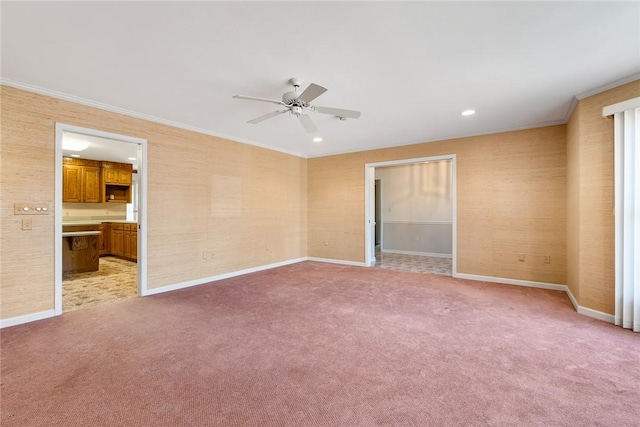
[
  {"x1": 3, "y1": 262, "x2": 638, "y2": 426},
  {"x1": 63, "y1": 256, "x2": 137, "y2": 312}
]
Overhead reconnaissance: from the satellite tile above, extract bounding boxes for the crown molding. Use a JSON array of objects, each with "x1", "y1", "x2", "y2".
[
  {"x1": 575, "y1": 72, "x2": 640, "y2": 100},
  {"x1": 561, "y1": 72, "x2": 640, "y2": 124},
  {"x1": 0, "y1": 78, "x2": 308, "y2": 159},
  {"x1": 307, "y1": 119, "x2": 566, "y2": 159}
]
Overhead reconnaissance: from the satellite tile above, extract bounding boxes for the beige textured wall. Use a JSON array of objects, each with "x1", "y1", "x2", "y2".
[
  {"x1": 1, "y1": 86, "x2": 307, "y2": 320},
  {"x1": 309, "y1": 126, "x2": 567, "y2": 285},
  {"x1": 566, "y1": 80, "x2": 640, "y2": 315}
]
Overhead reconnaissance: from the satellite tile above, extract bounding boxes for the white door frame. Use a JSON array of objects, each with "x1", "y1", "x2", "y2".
[
  {"x1": 364, "y1": 154, "x2": 457, "y2": 272},
  {"x1": 54, "y1": 123, "x2": 148, "y2": 315},
  {"x1": 374, "y1": 178, "x2": 383, "y2": 250}
]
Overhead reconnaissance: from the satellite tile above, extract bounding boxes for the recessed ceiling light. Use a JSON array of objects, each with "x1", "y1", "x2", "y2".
[
  {"x1": 313, "y1": 137, "x2": 323, "y2": 143},
  {"x1": 461, "y1": 109, "x2": 476, "y2": 116},
  {"x1": 127, "y1": 157, "x2": 137, "y2": 161},
  {"x1": 70, "y1": 154, "x2": 80, "y2": 158}
]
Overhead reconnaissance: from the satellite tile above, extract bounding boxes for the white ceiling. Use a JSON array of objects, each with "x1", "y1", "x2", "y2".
[
  {"x1": 2, "y1": 2, "x2": 639, "y2": 159},
  {"x1": 62, "y1": 132, "x2": 138, "y2": 170}
]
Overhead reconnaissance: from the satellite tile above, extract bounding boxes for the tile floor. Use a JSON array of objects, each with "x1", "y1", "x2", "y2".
[
  {"x1": 63, "y1": 256, "x2": 137, "y2": 312},
  {"x1": 374, "y1": 250, "x2": 452, "y2": 276}
]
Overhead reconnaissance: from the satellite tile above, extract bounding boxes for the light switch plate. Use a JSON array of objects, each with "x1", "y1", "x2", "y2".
[{"x1": 14, "y1": 203, "x2": 50, "y2": 215}]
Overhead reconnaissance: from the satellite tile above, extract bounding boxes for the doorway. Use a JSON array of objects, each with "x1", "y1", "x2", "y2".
[
  {"x1": 54, "y1": 124, "x2": 148, "y2": 315},
  {"x1": 364, "y1": 155, "x2": 457, "y2": 274}
]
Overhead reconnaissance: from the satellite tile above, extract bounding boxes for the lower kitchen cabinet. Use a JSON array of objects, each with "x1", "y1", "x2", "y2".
[
  {"x1": 105, "y1": 222, "x2": 137, "y2": 261},
  {"x1": 98, "y1": 223, "x2": 109, "y2": 256}
]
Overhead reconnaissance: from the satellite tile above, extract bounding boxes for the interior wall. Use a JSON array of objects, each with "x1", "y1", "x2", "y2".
[
  {"x1": 375, "y1": 160, "x2": 453, "y2": 255},
  {"x1": 0, "y1": 86, "x2": 308, "y2": 320},
  {"x1": 309, "y1": 125, "x2": 567, "y2": 285},
  {"x1": 566, "y1": 80, "x2": 640, "y2": 315},
  {"x1": 63, "y1": 203, "x2": 127, "y2": 220}
]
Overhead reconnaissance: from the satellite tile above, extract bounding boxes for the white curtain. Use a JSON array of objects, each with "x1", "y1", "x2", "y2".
[{"x1": 612, "y1": 101, "x2": 640, "y2": 333}]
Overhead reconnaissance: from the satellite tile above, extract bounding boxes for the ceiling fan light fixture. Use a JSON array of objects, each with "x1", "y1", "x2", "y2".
[
  {"x1": 461, "y1": 109, "x2": 476, "y2": 116},
  {"x1": 234, "y1": 78, "x2": 361, "y2": 134}
]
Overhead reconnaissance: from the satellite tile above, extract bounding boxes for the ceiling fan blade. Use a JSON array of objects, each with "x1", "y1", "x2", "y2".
[
  {"x1": 297, "y1": 114, "x2": 318, "y2": 133},
  {"x1": 297, "y1": 83, "x2": 327, "y2": 104},
  {"x1": 247, "y1": 110, "x2": 288, "y2": 124},
  {"x1": 314, "y1": 106, "x2": 361, "y2": 119},
  {"x1": 233, "y1": 95, "x2": 285, "y2": 106}
]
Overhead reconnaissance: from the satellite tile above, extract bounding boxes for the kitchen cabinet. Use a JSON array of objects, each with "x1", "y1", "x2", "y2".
[
  {"x1": 62, "y1": 224, "x2": 100, "y2": 274},
  {"x1": 130, "y1": 227, "x2": 137, "y2": 261},
  {"x1": 102, "y1": 162, "x2": 133, "y2": 185},
  {"x1": 101, "y1": 161, "x2": 133, "y2": 203},
  {"x1": 62, "y1": 158, "x2": 101, "y2": 203},
  {"x1": 62, "y1": 158, "x2": 132, "y2": 204},
  {"x1": 110, "y1": 224, "x2": 125, "y2": 257},
  {"x1": 98, "y1": 223, "x2": 109, "y2": 256},
  {"x1": 107, "y1": 222, "x2": 137, "y2": 261}
]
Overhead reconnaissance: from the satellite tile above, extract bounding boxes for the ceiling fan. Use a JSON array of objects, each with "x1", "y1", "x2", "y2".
[{"x1": 233, "y1": 78, "x2": 361, "y2": 133}]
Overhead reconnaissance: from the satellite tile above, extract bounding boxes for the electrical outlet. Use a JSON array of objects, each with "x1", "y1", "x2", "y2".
[
  {"x1": 543, "y1": 255, "x2": 551, "y2": 264},
  {"x1": 22, "y1": 218, "x2": 33, "y2": 230},
  {"x1": 518, "y1": 253, "x2": 525, "y2": 262}
]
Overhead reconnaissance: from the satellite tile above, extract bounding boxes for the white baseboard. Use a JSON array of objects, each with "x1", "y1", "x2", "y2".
[
  {"x1": 382, "y1": 249, "x2": 452, "y2": 258},
  {"x1": 565, "y1": 286, "x2": 579, "y2": 310},
  {"x1": 456, "y1": 273, "x2": 615, "y2": 324},
  {"x1": 576, "y1": 305, "x2": 615, "y2": 324},
  {"x1": 306, "y1": 257, "x2": 367, "y2": 267},
  {"x1": 0, "y1": 260, "x2": 616, "y2": 328},
  {"x1": 0, "y1": 310, "x2": 55, "y2": 329},
  {"x1": 453, "y1": 272, "x2": 566, "y2": 291},
  {"x1": 142, "y1": 257, "x2": 308, "y2": 296}
]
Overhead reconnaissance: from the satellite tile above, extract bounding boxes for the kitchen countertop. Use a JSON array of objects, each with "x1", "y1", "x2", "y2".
[
  {"x1": 62, "y1": 231, "x2": 101, "y2": 237},
  {"x1": 63, "y1": 220, "x2": 137, "y2": 226}
]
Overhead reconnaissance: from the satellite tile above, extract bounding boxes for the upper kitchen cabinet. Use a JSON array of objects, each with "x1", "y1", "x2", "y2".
[
  {"x1": 62, "y1": 158, "x2": 101, "y2": 203},
  {"x1": 102, "y1": 161, "x2": 132, "y2": 185},
  {"x1": 100, "y1": 161, "x2": 133, "y2": 203}
]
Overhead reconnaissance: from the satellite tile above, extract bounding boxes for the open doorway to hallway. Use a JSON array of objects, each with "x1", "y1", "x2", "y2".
[{"x1": 366, "y1": 155, "x2": 456, "y2": 276}]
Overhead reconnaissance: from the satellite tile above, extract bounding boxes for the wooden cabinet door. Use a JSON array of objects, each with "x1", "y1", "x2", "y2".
[
  {"x1": 111, "y1": 229, "x2": 124, "y2": 257},
  {"x1": 97, "y1": 224, "x2": 105, "y2": 254},
  {"x1": 83, "y1": 166, "x2": 101, "y2": 203},
  {"x1": 63, "y1": 165, "x2": 82, "y2": 202},
  {"x1": 118, "y1": 169, "x2": 132, "y2": 185},
  {"x1": 102, "y1": 223, "x2": 111, "y2": 255},
  {"x1": 130, "y1": 228, "x2": 137, "y2": 261},
  {"x1": 123, "y1": 230, "x2": 131, "y2": 259},
  {"x1": 103, "y1": 168, "x2": 118, "y2": 184}
]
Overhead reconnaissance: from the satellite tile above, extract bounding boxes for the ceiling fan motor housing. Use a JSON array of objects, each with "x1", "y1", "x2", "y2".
[{"x1": 282, "y1": 91, "x2": 307, "y2": 108}]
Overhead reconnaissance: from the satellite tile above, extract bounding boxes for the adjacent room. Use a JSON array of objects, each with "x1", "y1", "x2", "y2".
[
  {"x1": 61, "y1": 132, "x2": 140, "y2": 311},
  {"x1": 1, "y1": 2, "x2": 639, "y2": 426}
]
